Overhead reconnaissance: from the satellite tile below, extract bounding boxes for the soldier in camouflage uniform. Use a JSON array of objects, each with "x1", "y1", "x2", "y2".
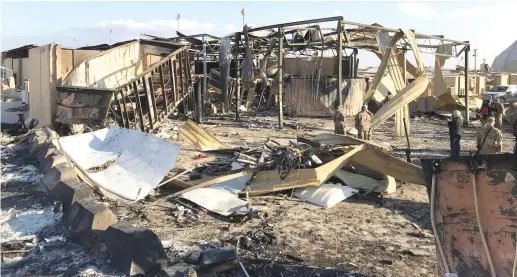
[
  {"x1": 333, "y1": 105, "x2": 346, "y2": 135},
  {"x1": 355, "y1": 105, "x2": 373, "y2": 140},
  {"x1": 476, "y1": 117, "x2": 503, "y2": 154}
]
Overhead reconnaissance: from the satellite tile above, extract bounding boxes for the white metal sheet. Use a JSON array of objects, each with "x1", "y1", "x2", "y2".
[
  {"x1": 59, "y1": 125, "x2": 180, "y2": 201},
  {"x1": 180, "y1": 162, "x2": 253, "y2": 216},
  {"x1": 180, "y1": 188, "x2": 248, "y2": 216},
  {"x1": 293, "y1": 183, "x2": 358, "y2": 209}
]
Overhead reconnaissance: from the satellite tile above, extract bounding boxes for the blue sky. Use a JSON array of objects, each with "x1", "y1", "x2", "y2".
[{"x1": 1, "y1": 1, "x2": 516, "y2": 68}]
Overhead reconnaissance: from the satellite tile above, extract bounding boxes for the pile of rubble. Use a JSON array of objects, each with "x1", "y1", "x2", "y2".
[{"x1": 2, "y1": 120, "x2": 426, "y2": 276}]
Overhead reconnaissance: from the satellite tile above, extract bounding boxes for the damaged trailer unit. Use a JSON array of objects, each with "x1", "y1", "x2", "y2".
[
  {"x1": 55, "y1": 40, "x2": 195, "y2": 133},
  {"x1": 422, "y1": 155, "x2": 517, "y2": 277}
]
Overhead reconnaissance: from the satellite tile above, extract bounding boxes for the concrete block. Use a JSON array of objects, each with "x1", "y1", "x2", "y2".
[
  {"x1": 50, "y1": 179, "x2": 94, "y2": 215},
  {"x1": 199, "y1": 247, "x2": 238, "y2": 272},
  {"x1": 155, "y1": 264, "x2": 197, "y2": 277},
  {"x1": 41, "y1": 163, "x2": 77, "y2": 192},
  {"x1": 67, "y1": 198, "x2": 117, "y2": 246},
  {"x1": 103, "y1": 222, "x2": 168, "y2": 276},
  {"x1": 41, "y1": 151, "x2": 68, "y2": 173}
]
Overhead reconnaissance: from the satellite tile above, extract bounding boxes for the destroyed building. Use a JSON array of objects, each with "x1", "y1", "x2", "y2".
[{"x1": 2, "y1": 15, "x2": 517, "y2": 277}]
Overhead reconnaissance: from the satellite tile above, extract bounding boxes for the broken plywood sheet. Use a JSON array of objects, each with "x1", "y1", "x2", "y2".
[
  {"x1": 59, "y1": 125, "x2": 180, "y2": 201},
  {"x1": 179, "y1": 120, "x2": 243, "y2": 152},
  {"x1": 293, "y1": 183, "x2": 358, "y2": 208},
  {"x1": 349, "y1": 145, "x2": 425, "y2": 185},
  {"x1": 363, "y1": 31, "x2": 404, "y2": 101},
  {"x1": 334, "y1": 170, "x2": 384, "y2": 193},
  {"x1": 371, "y1": 76, "x2": 430, "y2": 129},
  {"x1": 433, "y1": 93, "x2": 482, "y2": 111},
  {"x1": 246, "y1": 144, "x2": 365, "y2": 195}
]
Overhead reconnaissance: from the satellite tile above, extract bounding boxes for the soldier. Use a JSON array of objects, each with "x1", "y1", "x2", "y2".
[
  {"x1": 476, "y1": 116, "x2": 503, "y2": 155},
  {"x1": 491, "y1": 97, "x2": 505, "y2": 130},
  {"x1": 448, "y1": 110, "x2": 463, "y2": 158},
  {"x1": 333, "y1": 105, "x2": 346, "y2": 135},
  {"x1": 355, "y1": 105, "x2": 373, "y2": 140}
]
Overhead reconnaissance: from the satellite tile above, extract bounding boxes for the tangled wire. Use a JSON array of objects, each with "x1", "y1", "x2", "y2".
[{"x1": 275, "y1": 147, "x2": 302, "y2": 180}]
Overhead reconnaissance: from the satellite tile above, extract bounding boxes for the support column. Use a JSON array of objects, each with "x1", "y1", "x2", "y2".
[
  {"x1": 235, "y1": 32, "x2": 241, "y2": 121},
  {"x1": 353, "y1": 49, "x2": 358, "y2": 77},
  {"x1": 278, "y1": 27, "x2": 284, "y2": 129},
  {"x1": 202, "y1": 36, "x2": 208, "y2": 100},
  {"x1": 464, "y1": 46, "x2": 470, "y2": 123},
  {"x1": 196, "y1": 79, "x2": 202, "y2": 123},
  {"x1": 337, "y1": 20, "x2": 343, "y2": 108}
]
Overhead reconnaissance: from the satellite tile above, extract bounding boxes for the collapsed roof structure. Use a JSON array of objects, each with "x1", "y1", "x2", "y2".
[{"x1": 54, "y1": 16, "x2": 470, "y2": 137}]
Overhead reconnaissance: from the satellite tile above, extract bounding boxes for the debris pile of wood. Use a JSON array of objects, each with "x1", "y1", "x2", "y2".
[{"x1": 163, "y1": 120, "x2": 425, "y2": 214}]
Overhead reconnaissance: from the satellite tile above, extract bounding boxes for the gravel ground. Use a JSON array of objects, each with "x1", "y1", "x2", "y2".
[{"x1": 1, "y1": 111, "x2": 515, "y2": 277}]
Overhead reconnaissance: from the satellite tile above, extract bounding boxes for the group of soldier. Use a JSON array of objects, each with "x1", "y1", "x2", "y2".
[
  {"x1": 332, "y1": 92, "x2": 517, "y2": 156},
  {"x1": 333, "y1": 104, "x2": 373, "y2": 140},
  {"x1": 448, "y1": 96, "x2": 517, "y2": 157}
]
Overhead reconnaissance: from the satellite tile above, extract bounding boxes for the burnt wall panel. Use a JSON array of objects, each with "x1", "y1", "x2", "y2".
[
  {"x1": 284, "y1": 57, "x2": 354, "y2": 77},
  {"x1": 284, "y1": 76, "x2": 366, "y2": 117}
]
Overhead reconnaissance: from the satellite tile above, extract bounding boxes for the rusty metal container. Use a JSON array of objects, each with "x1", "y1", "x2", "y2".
[{"x1": 422, "y1": 154, "x2": 517, "y2": 277}]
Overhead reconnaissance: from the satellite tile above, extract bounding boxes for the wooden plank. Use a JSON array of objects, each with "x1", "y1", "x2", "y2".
[
  {"x1": 178, "y1": 52, "x2": 185, "y2": 98},
  {"x1": 133, "y1": 81, "x2": 145, "y2": 132},
  {"x1": 350, "y1": 144, "x2": 425, "y2": 185},
  {"x1": 169, "y1": 59, "x2": 177, "y2": 103},
  {"x1": 147, "y1": 76, "x2": 159, "y2": 123},
  {"x1": 159, "y1": 64, "x2": 168, "y2": 112},
  {"x1": 142, "y1": 75, "x2": 155, "y2": 130},
  {"x1": 173, "y1": 60, "x2": 179, "y2": 101},
  {"x1": 119, "y1": 89, "x2": 130, "y2": 128}
]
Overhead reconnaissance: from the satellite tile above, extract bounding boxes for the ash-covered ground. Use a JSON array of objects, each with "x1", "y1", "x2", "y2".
[{"x1": 1, "y1": 112, "x2": 515, "y2": 277}]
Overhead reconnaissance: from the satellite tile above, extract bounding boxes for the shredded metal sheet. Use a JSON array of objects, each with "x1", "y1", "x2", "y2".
[{"x1": 59, "y1": 125, "x2": 180, "y2": 201}]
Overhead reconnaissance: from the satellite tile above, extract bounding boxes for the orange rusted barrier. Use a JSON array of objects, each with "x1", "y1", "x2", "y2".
[{"x1": 422, "y1": 154, "x2": 517, "y2": 277}]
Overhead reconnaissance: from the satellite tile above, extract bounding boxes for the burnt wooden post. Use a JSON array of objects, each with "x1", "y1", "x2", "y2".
[
  {"x1": 196, "y1": 79, "x2": 202, "y2": 123},
  {"x1": 133, "y1": 82, "x2": 145, "y2": 132},
  {"x1": 143, "y1": 75, "x2": 155, "y2": 130},
  {"x1": 114, "y1": 91, "x2": 126, "y2": 128},
  {"x1": 147, "y1": 76, "x2": 159, "y2": 121},
  {"x1": 159, "y1": 65, "x2": 167, "y2": 112},
  {"x1": 235, "y1": 32, "x2": 241, "y2": 121},
  {"x1": 168, "y1": 59, "x2": 177, "y2": 104},
  {"x1": 119, "y1": 89, "x2": 130, "y2": 128},
  {"x1": 337, "y1": 20, "x2": 343, "y2": 108},
  {"x1": 278, "y1": 27, "x2": 284, "y2": 129}
]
